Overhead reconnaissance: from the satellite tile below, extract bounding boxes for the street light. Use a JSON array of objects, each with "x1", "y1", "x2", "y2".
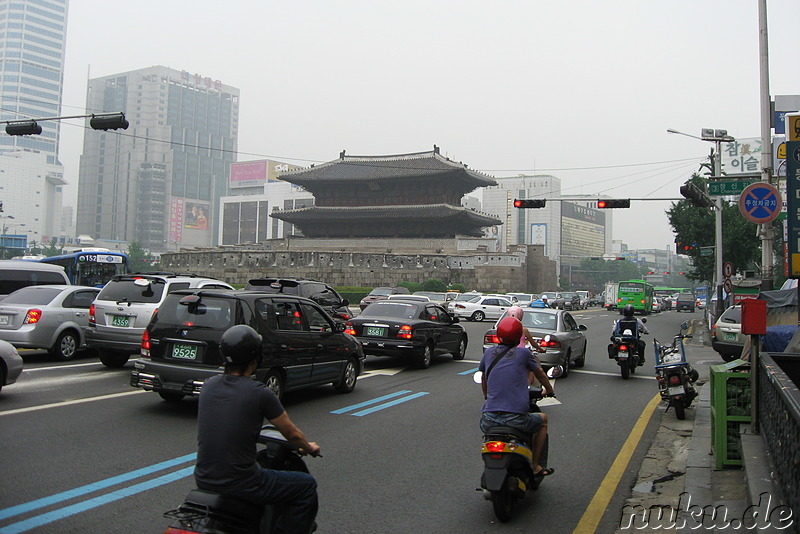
[{"x1": 667, "y1": 128, "x2": 734, "y2": 322}]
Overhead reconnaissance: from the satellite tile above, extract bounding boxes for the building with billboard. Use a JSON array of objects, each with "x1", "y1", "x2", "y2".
[{"x1": 75, "y1": 66, "x2": 239, "y2": 252}]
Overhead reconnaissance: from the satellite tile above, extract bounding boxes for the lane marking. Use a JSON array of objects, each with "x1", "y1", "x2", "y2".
[
  {"x1": 0, "y1": 453, "x2": 196, "y2": 521},
  {"x1": 351, "y1": 392, "x2": 429, "y2": 416},
  {"x1": 570, "y1": 369, "x2": 656, "y2": 380},
  {"x1": 0, "y1": 390, "x2": 146, "y2": 417},
  {"x1": 0, "y1": 466, "x2": 195, "y2": 534},
  {"x1": 22, "y1": 362, "x2": 105, "y2": 372},
  {"x1": 331, "y1": 390, "x2": 412, "y2": 414},
  {"x1": 571, "y1": 393, "x2": 661, "y2": 534},
  {"x1": 458, "y1": 367, "x2": 479, "y2": 375}
]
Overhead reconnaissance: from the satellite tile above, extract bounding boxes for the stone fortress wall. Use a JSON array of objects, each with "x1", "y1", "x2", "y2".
[{"x1": 159, "y1": 238, "x2": 558, "y2": 292}]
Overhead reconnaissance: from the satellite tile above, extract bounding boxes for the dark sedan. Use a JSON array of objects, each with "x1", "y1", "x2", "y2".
[
  {"x1": 482, "y1": 307, "x2": 587, "y2": 377},
  {"x1": 345, "y1": 301, "x2": 467, "y2": 369}
]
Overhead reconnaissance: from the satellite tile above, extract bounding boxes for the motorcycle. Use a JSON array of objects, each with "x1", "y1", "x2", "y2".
[
  {"x1": 653, "y1": 321, "x2": 699, "y2": 420},
  {"x1": 164, "y1": 425, "x2": 317, "y2": 534},
  {"x1": 474, "y1": 368, "x2": 559, "y2": 523},
  {"x1": 609, "y1": 317, "x2": 647, "y2": 379}
]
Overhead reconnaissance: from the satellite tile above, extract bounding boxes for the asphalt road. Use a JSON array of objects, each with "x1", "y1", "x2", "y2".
[{"x1": 0, "y1": 306, "x2": 707, "y2": 533}]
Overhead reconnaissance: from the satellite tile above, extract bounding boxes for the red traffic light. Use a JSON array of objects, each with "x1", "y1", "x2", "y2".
[
  {"x1": 513, "y1": 199, "x2": 546, "y2": 209},
  {"x1": 597, "y1": 199, "x2": 631, "y2": 209}
]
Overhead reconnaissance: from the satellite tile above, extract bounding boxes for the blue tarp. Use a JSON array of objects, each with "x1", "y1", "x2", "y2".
[{"x1": 763, "y1": 324, "x2": 798, "y2": 353}]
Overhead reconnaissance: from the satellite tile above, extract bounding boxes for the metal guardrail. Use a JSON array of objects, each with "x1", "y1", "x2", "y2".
[{"x1": 757, "y1": 352, "x2": 800, "y2": 519}]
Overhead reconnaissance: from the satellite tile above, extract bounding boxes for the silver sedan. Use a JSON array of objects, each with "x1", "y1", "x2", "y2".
[
  {"x1": 482, "y1": 307, "x2": 588, "y2": 377},
  {"x1": 0, "y1": 339, "x2": 22, "y2": 393},
  {"x1": 0, "y1": 285, "x2": 100, "y2": 360}
]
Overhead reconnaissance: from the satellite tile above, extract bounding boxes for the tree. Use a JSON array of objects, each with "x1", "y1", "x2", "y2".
[
  {"x1": 42, "y1": 238, "x2": 63, "y2": 257},
  {"x1": 126, "y1": 241, "x2": 159, "y2": 272},
  {"x1": 422, "y1": 278, "x2": 447, "y2": 292},
  {"x1": 667, "y1": 172, "x2": 771, "y2": 282}
]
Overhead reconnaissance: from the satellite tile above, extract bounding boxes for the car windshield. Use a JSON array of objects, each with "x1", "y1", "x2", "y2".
[
  {"x1": 456, "y1": 293, "x2": 480, "y2": 302},
  {"x1": 98, "y1": 278, "x2": 166, "y2": 303},
  {"x1": 720, "y1": 307, "x2": 742, "y2": 323},
  {"x1": 245, "y1": 280, "x2": 299, "y2": 294},
  {"x1": 1, "y1": 286, "x2": 61, "y2": 305},
  {"x1": 414, "y1": 292, "x2": 445, "y2": 300},
  {"x1": 369, "y1": 288, "x2": 394, "y2": 296},
  {"x1": 157, "y1": 295, "x2": 236, "y2": 328},
  {"x1": 521, "y1": 311, "x2": 557, "y2": 331},
  {"x1": 360, "y1": 302, "x2": 420, "y2": 319}
]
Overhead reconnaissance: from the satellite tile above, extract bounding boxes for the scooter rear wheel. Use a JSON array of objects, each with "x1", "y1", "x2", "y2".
[
  {"x1": 674, "y1": 399, "x2": 686, "y2": 420},
  {"x1": 491, "y1": 484, "x2": 515, "y2": 523},
  {"x1": 620, "y1": 361, "x2": 630, "y2": 379}
]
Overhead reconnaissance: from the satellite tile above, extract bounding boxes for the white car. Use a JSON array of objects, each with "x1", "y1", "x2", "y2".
[{"x1": 451, "y1": 295, "x2": 514, "y2": 322}]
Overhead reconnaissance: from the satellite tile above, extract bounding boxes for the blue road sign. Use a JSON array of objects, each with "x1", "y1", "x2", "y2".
[
  {"x1": 786, "y1": 141, "x2": 800, "y2": 277},
  {"x1": 738, "y1": 182, "x2": 782, "y2": 224}
]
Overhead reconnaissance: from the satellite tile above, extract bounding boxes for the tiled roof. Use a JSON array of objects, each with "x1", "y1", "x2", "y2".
[
  {"x1": 279, "y1": 150, "x2": 497, "y2": 190},
  {"x1": 272, "y1": 204, "x2": 499, "y2": 223}
]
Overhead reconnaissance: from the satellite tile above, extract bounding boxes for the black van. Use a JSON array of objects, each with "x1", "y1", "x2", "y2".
[
  {"x1": 675, "y1": 293, "x2": 695, "y2": 312},
  {"x1": 131, "y1": 289, "x2": 364, "y2": 402}
]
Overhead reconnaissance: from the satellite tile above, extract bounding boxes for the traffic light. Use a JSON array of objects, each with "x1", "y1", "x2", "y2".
[
  {"x1": 89, "y1": 113, "x2": 129, "y2": 131},
  {"x1": 597, "y1": 199, "x2": 631, "y2": 209},
  {"x1": 513, "y1": 199, "x2": 546, "y2": 209},
  {"x1": 5, "y1": 120, "x2": 42, "y2": 136},
  {"x1": 679, "y1": 182, "x2": 713, "y2": 208}
]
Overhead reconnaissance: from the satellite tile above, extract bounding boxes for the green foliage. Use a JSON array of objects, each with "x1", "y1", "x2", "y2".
[
  {"x1": 667, "y1": 173, "x2": 768, "y2": 282},
  {"x1": 448, "y1": 283, "x2": 467, "y2": 292},
  {"x1": 336, "y1": 286, "x2": 373, "y2": 304},
  {"x1": 42, "y1": 238, "x2": 63, "y2": 257},
  {"x1": 398, "y1": 281, "x2": 422, "y2": 292},
  {"x1": 126, "y1": 241, "x2": 159, "y2": 272},
  {"x1": 422, "y1": 278, "x2": 447, "y2": 292}
]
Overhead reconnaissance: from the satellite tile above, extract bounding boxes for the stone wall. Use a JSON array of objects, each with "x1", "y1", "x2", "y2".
[{"x1": 159, "y1": 243, "x2": 557, "y2": 293}]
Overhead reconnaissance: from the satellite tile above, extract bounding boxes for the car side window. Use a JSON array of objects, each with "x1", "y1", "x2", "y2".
[
  {"x1": 70, "y1": 290, "x2": 99, "y2": 309},
  {"x1": 429, "y1": 305, "x2": 450, "y2": 324},
  {"x1": 498, "y1": 299, "x2": 511, "y2": 307},
  {"x1": 273, "y1": 301, "x2": 305, "y2": 331},
  {"x1": 301, "y1": 303, "x2": 333, "y2": 332},
  {"x1": 166, "y1": 282, "x2": 191, "y2": 294},
  {"x1": 484, "y1": 298, "x2": 498, "y2": 306},
  {"x1": 564, "y1": 313, "x2": 578, "y2": 331}
]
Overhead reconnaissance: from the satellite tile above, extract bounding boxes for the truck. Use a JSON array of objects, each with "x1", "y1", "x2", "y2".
[{"x1": 604, "y1": 282, "x2": 619, "y2": 310}]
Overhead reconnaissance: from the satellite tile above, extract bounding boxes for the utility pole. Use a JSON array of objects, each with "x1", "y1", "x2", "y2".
[{"x1": 758, "y1": 0, "x2": 774, "y2": 289}]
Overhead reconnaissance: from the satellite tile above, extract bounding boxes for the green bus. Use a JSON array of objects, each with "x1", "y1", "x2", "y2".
[
  {"x1": 617, "y1": 279, "x2": 655, "y2": 315},
  {"x1": 653, "y1": 286, "x2": 692, "y2": 299}
]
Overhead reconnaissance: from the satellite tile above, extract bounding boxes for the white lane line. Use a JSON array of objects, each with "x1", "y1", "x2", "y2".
[
  {"x1": 570, "y1": 369, "x2": 656, "y2": 380},
  {"x1": 23, "y1": 362, "x2": 106, "y2": 372},
  {"x1": 0, "y1": 390, "x2": 146, "y2": 417}
]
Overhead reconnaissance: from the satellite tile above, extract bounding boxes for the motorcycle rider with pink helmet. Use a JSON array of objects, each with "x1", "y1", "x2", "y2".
[{"x1": 507, "y1": 306, "x2": 546, "y2": 355}]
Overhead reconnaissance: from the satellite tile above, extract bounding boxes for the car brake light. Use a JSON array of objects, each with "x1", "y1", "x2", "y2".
[
  {"x1": 455, "y1": 304, "x2": 466, "y2": 309},
  {"x1": 141, "y1": 329, "x2": 151, "y2": 358},
  {"x1": 484, "y1": 333, "x2": 501, "y2": 344},
  {"x1": 23, "y1": 309, "x2": 42, "y2": 324},
  {"x1": 397, "y1": 325, "x2": 413, "y2": 340},
  {"x1": 485, "y1": 441, "x2": 506, "y2": 453},
  {"x1": 344, "y1": 322, "x2": 356, "y2": 336},
  {"x1": 539, "y1": 338, "x2": 561, "y2": 348},
  {"x1": 89, "y1": 303, "x2": 96, "y2": 325},
  {"x1": 669, "y1": 375, "x2": 682, "y2": 386}
]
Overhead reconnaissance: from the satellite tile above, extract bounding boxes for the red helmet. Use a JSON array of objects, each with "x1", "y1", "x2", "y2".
[{"x1": 497, "y1": 316, "x2": 523, "y2": 346}]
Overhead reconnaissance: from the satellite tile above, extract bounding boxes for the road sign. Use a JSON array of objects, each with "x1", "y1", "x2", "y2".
[
  {"x1": 723, "y1": 279, "x2": 733, "y2": 294},
  {"x1": 723, "y1": 262, "x2": 733, "y2": 278},
  {"x1": 700, "y1": 246, "x2": 714, "y2": 257},
  {"x1": 738, "y1": 182, "x2": 782, "y2": 224},
  {"x1": 709, "y1": 180, "x2": 756, "y2": 196},
  {"x1": 787, "y1": 112, "x2": 800, "y2": 142},
  {"x1": 786, "y1": 140, "x2": 800, "y2": 277}
]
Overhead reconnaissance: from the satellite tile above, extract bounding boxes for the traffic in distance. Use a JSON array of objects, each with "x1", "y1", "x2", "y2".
[{"x1": 0, "y1": 257, "x2": 744, "y2": 532}]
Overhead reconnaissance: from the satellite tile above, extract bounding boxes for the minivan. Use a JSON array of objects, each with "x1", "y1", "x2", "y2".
[{"x1": 0, "y1": 260, "x2": 70, "y2": 301}]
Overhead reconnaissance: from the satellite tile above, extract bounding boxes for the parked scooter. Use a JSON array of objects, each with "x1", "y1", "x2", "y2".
[
  {"x1": 609, "y1": 317, "x2": 647, "y2": 379},
  {"x1": 474, "y1": 368, "x2": 559, "y2": 523},
  {"x1": 164, "y1": 425, "x2": 318, "y2": 534},
  {"x1": 653, "y1": 321, "x2": 699, "y2": 420}
]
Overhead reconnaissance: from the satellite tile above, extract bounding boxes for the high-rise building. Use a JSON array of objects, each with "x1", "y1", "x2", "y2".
[
  {"x1": 0, "y1": 0, "x2": 68, "y2": 164},
  {"x1": 0, "y1": 0, "x2": 69, "y2": 252},
  {"x1": 76, "y1": 66, "x2": 239, "y2": 252}
]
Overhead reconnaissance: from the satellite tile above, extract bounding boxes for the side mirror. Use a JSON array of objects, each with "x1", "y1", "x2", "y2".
[
  {"x1": 641, "y1": 318, "x2": 647, "y2": 323},
  {"x1": 547, "y1": 366, "x2": 564, "y2": 379},
  {"x1": 450, "y1": 313, "x2": 460, "y2": 324},
  {"x1": 340, "y1": 298, "x2": 350, "y2": 307},
  {"x1": 335, "y1": 322, "x2": 346, "y2": 332},
  {"x1": 578, "y1": 324, "x2": 588, "y2": 331}
]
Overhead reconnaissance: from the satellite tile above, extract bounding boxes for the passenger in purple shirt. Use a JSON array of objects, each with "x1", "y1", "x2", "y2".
[{"x1": 479, "y1": 317, "x2": 555, "y2": 478}]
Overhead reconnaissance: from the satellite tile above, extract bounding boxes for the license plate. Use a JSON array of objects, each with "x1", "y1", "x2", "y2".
[
  {"x1": 725, "y1": 333, "x2": 737, "y2": 341},
  {"x1": 111, "y1": 315, "x2": 130, "y2": 327},
  {"x1": 0, "y1": 315, "x2": 9, "y2": 325},
  {"x1": 668, "y1": 386, "x2": 684, "y2": 396},
  {"x1": 364, "y1": 326, "x2": 386, "y2": 337},
  {"x1": 172, "y1": 344, "x2": 198, "y2": 360},
  {"x1": 617, "y1": 352, "x2": 628, "y2": 359}
]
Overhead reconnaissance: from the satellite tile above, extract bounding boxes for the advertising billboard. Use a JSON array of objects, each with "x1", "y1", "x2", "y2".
[
  {"x1": 185, "y1": 202, "x2": 210, "y2": 230},
  {"x1": 230, "y1": 161, "x2": 268, "y2": 188}
]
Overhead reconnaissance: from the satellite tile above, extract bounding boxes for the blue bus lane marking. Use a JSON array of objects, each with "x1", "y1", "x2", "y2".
[
  {"x1": 332, "y1": 390, "x2": 429, "y2": 416},
  {"x1": 459, "y1": 367, "x2": 479, "y2": 375}
]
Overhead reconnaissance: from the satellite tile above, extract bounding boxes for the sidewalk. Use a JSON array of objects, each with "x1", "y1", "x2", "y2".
[{"x1": 612, "y1": 325, "x2": 789, "y2": 533}]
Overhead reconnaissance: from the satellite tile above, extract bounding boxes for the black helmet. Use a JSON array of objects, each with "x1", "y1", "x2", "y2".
[
  {"x1": 623, "y1": 304, "x2": 635, "y2": 317},
  {"x1": 220, "y1": 325, "x2": 263, "y2": 365}
]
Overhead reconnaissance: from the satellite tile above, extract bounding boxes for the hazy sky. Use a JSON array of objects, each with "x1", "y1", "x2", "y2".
[{"x1": 57, "y1": 1, "x2": 800, "y2": 250}]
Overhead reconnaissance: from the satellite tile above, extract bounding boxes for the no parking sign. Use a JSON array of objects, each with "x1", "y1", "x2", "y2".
[{"x1": 738, "y1": 182, "x2": 782, "y2": 224}]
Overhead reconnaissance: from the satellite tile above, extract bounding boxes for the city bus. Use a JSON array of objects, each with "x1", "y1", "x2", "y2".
[
  {"x1": 617, "y1": 279, "x2": 654, "y2": 315},
  {"x1": 653, "y1": 287, "x2": 693, "y2": 298},
  {"x1": 38, "y1": 249, "x2": 128, "y2": 287}
]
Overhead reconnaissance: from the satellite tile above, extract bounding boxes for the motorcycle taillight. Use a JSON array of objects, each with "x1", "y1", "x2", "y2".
[
  {"x1": 669, "y1": 375, "x2": 682, "y2": 386},
  {"x1": 485, "y1": 441, "x2": 506, "y2": 453},
  {"x1": 618, "y1": 344, "x2": 628, "y2": 352}
]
